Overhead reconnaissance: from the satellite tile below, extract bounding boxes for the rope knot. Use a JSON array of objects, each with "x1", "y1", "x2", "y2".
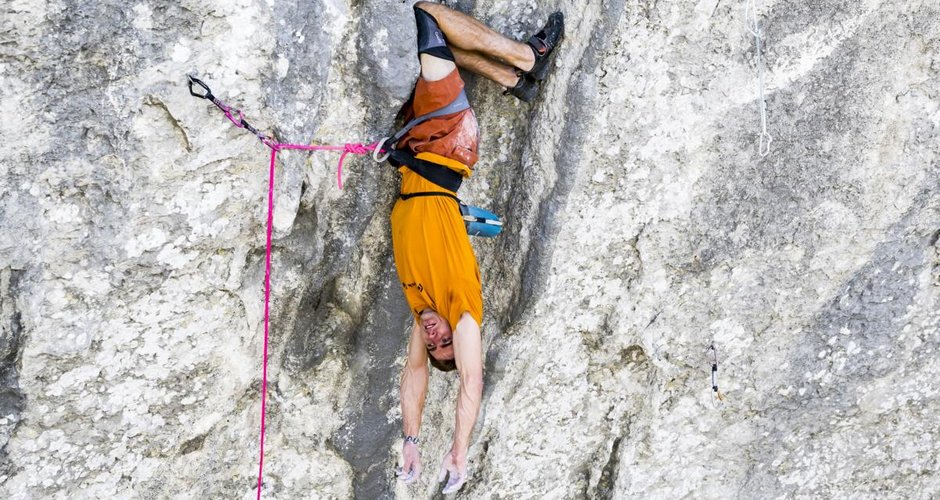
[{"x1": 343, "y1": 143, "x2": 371, "y2": 155}]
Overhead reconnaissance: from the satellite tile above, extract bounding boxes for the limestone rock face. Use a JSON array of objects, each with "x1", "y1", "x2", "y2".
[{"x1": 2, "y1": 0, "x2": 939, "y2": 498}]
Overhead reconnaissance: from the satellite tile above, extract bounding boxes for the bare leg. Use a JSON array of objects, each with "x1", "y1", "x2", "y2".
[
  {"x1": 419, "y1": 53, "x2": 457, "y2": 81},
  {"x1": 451, "y1": 46, "x2": 519, "y2": 88},
  {"x1": 415, "y1": 1, "x2": 535, "y2": 72}
]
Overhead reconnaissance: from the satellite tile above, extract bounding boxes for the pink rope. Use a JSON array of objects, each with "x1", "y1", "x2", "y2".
[
  {"x1": 254, "y1": 141, "x2": 380, "y2": 499},
  {"x1": 194, "y1": 86, "x2": 383, "y2": 498},
  {"x1": 256, "y1": 148, "x2": 276, "y2": 500},
  {"x1": 210, "y1": 95, "x2": 383, "y2": 188},
  {"x1": 274, "y1": 141, "x2": 381, "y2": 189}
]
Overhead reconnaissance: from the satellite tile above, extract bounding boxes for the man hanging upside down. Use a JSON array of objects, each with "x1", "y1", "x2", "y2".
[{"x1": 390, "y1": 1, "x2": 563, "y2": 494}]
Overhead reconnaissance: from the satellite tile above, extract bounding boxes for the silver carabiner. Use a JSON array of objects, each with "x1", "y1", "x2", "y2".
[
  {"x1": 372, "y1": 137, "x2": 391, "y2": 163},
  {"x1": 758, "y1": 132, "x2": 773, "y2": 157}
]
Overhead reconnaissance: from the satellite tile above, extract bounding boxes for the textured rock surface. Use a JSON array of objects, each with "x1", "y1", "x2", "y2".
[{"x1": 2, "y1": 0, "x2": 939, "y2": 498}]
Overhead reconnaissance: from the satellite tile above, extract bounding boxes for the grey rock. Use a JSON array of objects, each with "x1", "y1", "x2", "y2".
[{"x1": 1, "y1": 0, "x2": 939, "y2": 498}]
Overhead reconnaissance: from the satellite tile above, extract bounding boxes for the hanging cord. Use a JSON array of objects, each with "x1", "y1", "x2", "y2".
[
  {"x1": 187, "y1": 74, "x2": 385, "y2": 499},
  {"x1": 707, "y1": 343, "x2": 726, "y2": 404},
  {"x1": 744, "y1": 0, "x2": 772, "y2": 157}
]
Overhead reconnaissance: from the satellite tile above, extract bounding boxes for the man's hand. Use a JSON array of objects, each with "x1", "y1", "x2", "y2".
[
  {"x1": 397, "y1": 440, "x2": 422, "y2": 483},
  {"x1": 399, "y1": 320, "x2": 428, "y2": 484},
  {"x1": 438, "y1": 449, "x2": 468, "y2": 494}
]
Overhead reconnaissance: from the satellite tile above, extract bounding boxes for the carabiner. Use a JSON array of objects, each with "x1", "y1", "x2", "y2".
[
  {"x1": 707, "y1": 344, "x2": 719, "y2": 393},
  {"x1": 758, "y1": 132, "x2": 773, "y2": 157},
  {"x1": 372, "y1": 137, "x2": 391, "y2": 163},
  {"x1": 187, "y1": 75, "x2": 214, "y2": 100}
]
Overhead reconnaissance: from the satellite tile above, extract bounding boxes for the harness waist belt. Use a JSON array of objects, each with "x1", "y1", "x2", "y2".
[
  {"x1": 384, "y1": 78, "x2": 470, "y2": 193},
  {"x1": 399, "y1": 191, "x2": 459, "y2": 202},
  {"x1": 388, "y1": 149, "x2": 463, "y2": 192}
]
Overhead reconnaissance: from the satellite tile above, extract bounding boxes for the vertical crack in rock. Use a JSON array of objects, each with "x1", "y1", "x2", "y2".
[
  {"x1": 272, "y1": 4, "x2": 421, "y2": 497},
  {"x1": 0, "y1": 269, "x2": 26, "y2": 471},
  {"x1": 504, "y1": 0, "x2": 629, "y2": 327},
  {"x1": 277, "y1": 194, "x2": 404, "y2": 497},
  {"x1": 595, "y1": 436, "x2": 623, "y2": 499},
  {"x1": 332, "y1": 252, "x2": 411, "y2": 500},
  {"x1": 931, "y1": 229, "x2": 940, "y2": 285}
]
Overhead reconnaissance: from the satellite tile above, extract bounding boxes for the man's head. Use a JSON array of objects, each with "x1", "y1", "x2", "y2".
[{"x1": 420, "y1": 309, "x2": 457, "y2": 372}]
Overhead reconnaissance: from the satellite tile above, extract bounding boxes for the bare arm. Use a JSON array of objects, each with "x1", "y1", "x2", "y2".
[
  {"x1": 401, "y1": 318, "x2": 429, "y2": 438},
  {"x1": 437, "y1": 312, "x2": 483, "y2": 493},
  {"x1": 397, "y1": 319, "x2": 429, "y2": 482},
  {"x1": 451, "y1": 312, "x2": 483, "y2": 458}
]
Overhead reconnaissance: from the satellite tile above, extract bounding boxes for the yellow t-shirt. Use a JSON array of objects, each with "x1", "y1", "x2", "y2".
[{"x1": 390, "y1": 160, "x2": 482, "y2": 331}]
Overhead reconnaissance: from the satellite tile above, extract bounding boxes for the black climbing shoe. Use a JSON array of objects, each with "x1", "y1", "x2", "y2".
[
  {"x1": 504, "y1": 73, "x2": 539, "y2": 103},
  {"x1": 524, "y1": 11, "x2": 565, "y2": 81}
]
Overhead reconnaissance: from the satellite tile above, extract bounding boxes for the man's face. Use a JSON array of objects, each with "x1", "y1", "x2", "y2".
[{"x1": 420, "y1": 310, "x2": 454, "y2": 361}]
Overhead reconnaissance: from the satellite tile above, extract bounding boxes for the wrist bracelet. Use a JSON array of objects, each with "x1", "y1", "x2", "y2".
[{"x1": 403, "y1": 435, "x2": 419, "y2": 445}]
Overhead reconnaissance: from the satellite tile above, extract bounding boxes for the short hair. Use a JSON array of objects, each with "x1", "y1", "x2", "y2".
[{"x1": 427, "y1": 350, "x2": 457, "y2": 372}]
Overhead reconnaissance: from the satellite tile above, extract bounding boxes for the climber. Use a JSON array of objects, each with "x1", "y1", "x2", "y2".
[{"x1": 390, "y1": 1, "x2": 563, "y2": 495}]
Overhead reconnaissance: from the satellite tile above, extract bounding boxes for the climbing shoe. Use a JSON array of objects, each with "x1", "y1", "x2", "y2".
[
  {"x1": 504, "y1": 73, "x2": 539, "y2": 103},
  {"x1": 524, "y1": 11, "x2": 565, "y2": 81}
]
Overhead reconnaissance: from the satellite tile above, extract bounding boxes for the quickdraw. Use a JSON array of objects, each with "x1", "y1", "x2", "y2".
[{"x1": 707, "y1": 343, "x2": 726, "y2": 403}]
